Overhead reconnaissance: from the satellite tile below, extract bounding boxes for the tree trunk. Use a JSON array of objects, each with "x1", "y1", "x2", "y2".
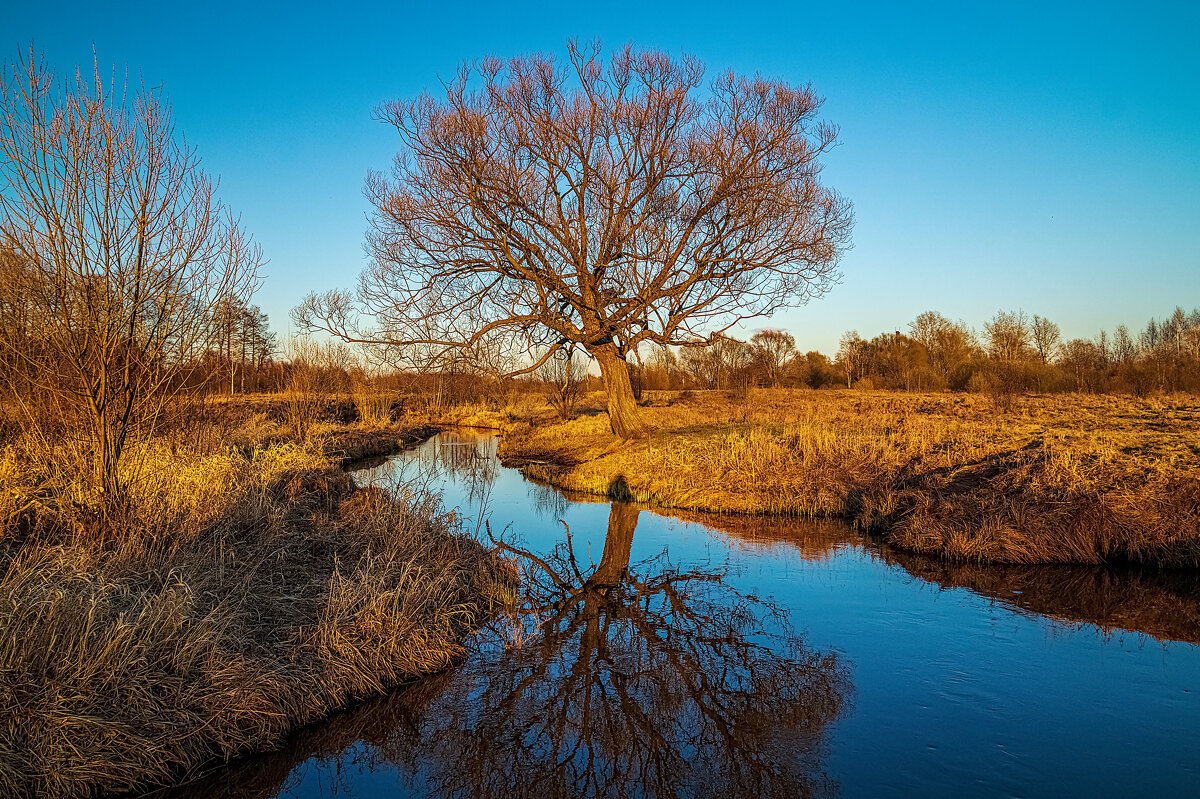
[{"x1": 592, "y1": 344, "x2": 648, "y2": 438}]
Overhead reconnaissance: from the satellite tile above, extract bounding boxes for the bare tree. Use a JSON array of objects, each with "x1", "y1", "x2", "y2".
[
  {"x1": 1030, "y1": 315, "x2": 1060, "y2": 365},
  {"x1": 680, "y1": 333, "x2": 751, "y2": 390},
  {"x1": 642, "y1": 344, "x2": 681, "y2": 391},
  {"x1": 836, "y1": 330, "x2": 868, "y2": 388},
  {"x1": 294, "y1": 42, "x2": 852, "y2": 437},
  {"x1": 208, "y1": 297, "x2": 275, "y2": 394},
  {"x1": 983, "y1": 310, "x2": 1031, "y2": 362},
  {"x1": 0, "y1": 49, "x2": 262, "y2": 500},
  {"x1": 1112, "y1": 324, "x2": 1137, "y2": 365},
  {"x1": 792, "y1": 350, "x2": 836, "y2": 388},
  {"x1": 908, "y1": 310, "x2": 975, "y2": 382},
  {"x1": 750, "y1": 329, "x2": 796, "y2": 387},
  {"x1": 1165, "y1": 307, "x2": 1189, "y2": 358}
]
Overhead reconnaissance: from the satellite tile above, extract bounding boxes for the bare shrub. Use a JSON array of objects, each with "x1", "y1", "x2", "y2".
[
  {"x1": 348, "y1": 357, "x2": 393, "y2": 427},
  {"x1": 540, "y1": 349, "x2": 587, "y2": 420},
  {"x1": 283, "y1": 339, "x2": 349, "y2": 444}
]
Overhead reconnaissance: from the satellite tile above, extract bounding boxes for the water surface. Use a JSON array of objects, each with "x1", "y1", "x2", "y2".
[{"x1": 169, "y1": 430, "x2": 1200, "y2": 798}]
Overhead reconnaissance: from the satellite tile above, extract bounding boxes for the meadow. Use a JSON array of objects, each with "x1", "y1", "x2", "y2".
[
  {"x1": 500, "y1": 389, "x2": 1200, "y2": 568},
  {"x1": 3, "y1": 383, "x2": 1198, "y2": 798}
]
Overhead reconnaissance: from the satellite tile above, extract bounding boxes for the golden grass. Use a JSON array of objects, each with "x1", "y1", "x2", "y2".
[
  {"x1": 501, "y1": 389, "x2": 1200, "y2": 567},
  {"x1": 0, "y1": 431, "x2": 515, "y2": 799}
]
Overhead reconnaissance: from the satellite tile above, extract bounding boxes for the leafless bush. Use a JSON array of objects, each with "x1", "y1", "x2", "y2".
[
  {"x1": 283, "y1": 339, "x2": 349, "y2": 444},
  {"x1": 539, "y1": 349, "x2": 587, "y2": 420}
]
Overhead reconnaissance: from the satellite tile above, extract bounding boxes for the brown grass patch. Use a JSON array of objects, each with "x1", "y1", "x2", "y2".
[
  {"x1": 501, "y1": 389, "x2": 1200, "y2": 567},
  {"x1": 0, "y1": 438, "x2": 515, "y2": 799}
]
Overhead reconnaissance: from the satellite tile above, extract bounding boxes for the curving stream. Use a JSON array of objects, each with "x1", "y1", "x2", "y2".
[{"x1": 167, "y1": 429, "x2": 1200, "y2": 798}]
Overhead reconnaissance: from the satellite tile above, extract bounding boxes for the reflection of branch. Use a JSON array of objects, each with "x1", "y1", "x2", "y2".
[
  {"x1": 489, "y1": 523, "x2": 572, "y2": 592},
  {"x1": 459, "y1": 504, "x2": 851, "y2": 798},
  {"x1": 561, "y1": 521, "x2": 587, "y2": 586}
]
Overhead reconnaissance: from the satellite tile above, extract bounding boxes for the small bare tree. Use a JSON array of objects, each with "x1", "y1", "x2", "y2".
[
  {"x1": 1031, "y1": 315, "x2": 1061, "y2": 365},
  {"x1": 294, "y1": 42, "x2": 852, "y2": 438},
  {"x1": 283, "y1": 338, "x2": 351, "y2": 444},
  {"x1": 680, "y1": 334, "x2": 752, "y2": 390},
  {"x1": 984, "y1": 310, "x2": 1032, "y2": 362},
  {"x1": 0, "y1": 49, "x2": 262, "y2": 500},
  {"x1": 836, "y1": 331, "x2": 869, "y2": 388},
  {"x1": 750, "y1": 329, "x2": 796, "y2": 387},
  {"x1": 538, "y1": 346, "x2": 587, "y2": 419},
  {"x1": 908, "y1": 311, "x2": 975, "y2": 383}
]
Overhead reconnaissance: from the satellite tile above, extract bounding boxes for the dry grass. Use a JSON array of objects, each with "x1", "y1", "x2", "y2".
[
  {"x1": 0, "y1": 430, "x2": 515, "y2": 799},
  {"x1": 412, "y1": 394, "x2": 546, "y2": 430},
  {"x1": 501, "y1": 389, "x2": 1200, "y2": 567},
  {"x1": 200, "y1": 390, "x2": 545, "y2": 436}
]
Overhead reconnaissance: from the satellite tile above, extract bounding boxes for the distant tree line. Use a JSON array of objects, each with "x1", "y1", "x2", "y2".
[{"x1": 633, "y1": 307, "x2": 1200, "y2": 396}]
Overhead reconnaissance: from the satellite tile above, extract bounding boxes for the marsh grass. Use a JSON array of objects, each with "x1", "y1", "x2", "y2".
[
  {"x1": 0, "y1": 423, "x2": 515, "y2": 799},
  {"x1": 502, "y1": 389, "x2": 1200, "y2": 567}
]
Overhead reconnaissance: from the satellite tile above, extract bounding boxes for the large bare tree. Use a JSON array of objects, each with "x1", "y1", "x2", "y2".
[
  {"x1": 295, "y1": 42, "x2": 852, "y2": 437},
  {"x1": 0, "y1": 50, "x2": 262, "y2": 500}
]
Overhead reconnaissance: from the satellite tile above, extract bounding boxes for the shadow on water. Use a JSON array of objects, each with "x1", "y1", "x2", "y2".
[
  {"x1": 161, "y1": 496, "x2": 851, "y2": 799},
  {"x1": 882, "y1": 551, "x2": 1200, "y2": 645}
]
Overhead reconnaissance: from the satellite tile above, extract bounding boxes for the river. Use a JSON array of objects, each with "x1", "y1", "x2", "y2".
[{"x1": 167, "y1": 429, "x2": 1200, "y2": 798}]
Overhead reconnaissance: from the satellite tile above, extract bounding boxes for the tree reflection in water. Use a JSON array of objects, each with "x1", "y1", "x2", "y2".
[
  {"x1": 417, "y1": 500, "x2": 853, "y2": 799},
  {"x1": 163, "y1": 497, "x2": 851, "y2": 799}
]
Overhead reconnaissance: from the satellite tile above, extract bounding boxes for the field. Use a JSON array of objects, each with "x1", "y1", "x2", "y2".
[
  {"x1": 500, "y1": 389, "x2": 1200, "y2": 568},
  {"x1": 0, "y1": 403, "x2": 515, "y2": 799}
]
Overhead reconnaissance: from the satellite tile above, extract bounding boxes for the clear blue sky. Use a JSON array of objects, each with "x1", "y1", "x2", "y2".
[{"x1": 4, "y1": 0, "x2": 1198, "y2": 354}]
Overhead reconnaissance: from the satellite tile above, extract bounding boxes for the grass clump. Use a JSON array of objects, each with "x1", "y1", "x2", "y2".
[{"x1": 0, "y1": 437, "x2": 515, "y2": 799}]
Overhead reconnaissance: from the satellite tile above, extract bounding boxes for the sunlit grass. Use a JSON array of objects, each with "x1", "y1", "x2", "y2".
[
  {"x1": 0, "y1": 409, "x2": 515, "y2": 799},
  {"x1": 503, "y1": 389, "x2": 1200, "y2": 567}
]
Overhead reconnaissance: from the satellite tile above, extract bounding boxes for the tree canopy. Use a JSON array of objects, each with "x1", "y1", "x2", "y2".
[{"x1": 295, "y1": 41, "x2": 852, "y2": 436}]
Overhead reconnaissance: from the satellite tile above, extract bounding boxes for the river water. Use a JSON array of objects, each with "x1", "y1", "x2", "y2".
[{"x1": 171, "y1": 429, "x2": 1200, "y2": 798}]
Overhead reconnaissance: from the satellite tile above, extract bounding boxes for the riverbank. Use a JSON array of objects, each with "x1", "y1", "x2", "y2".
[
  {"x1": 0, "y1": 415, "x2": 515, "y2": 799},
  {"x1": 500, "y1": 389, "x2": 1200, "y2": 568}
]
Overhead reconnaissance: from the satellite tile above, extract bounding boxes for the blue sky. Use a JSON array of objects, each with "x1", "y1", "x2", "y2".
[{"x1": 4, "y1": 0, "x2": 1198, "y2": 354}]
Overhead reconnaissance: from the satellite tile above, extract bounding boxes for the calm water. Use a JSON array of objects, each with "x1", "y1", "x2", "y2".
[{"x1": 170, "y1": 430, "x2": 1200, "y2": 799}]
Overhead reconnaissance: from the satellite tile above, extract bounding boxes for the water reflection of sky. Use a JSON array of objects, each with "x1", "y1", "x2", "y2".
[{"x1": 171, "y1": 430, "x2": 1200, "y2": 799}]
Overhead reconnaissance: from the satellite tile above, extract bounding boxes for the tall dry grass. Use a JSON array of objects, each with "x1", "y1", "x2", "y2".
[
  {"x1": 502, "y1": 389, "x2": 1200, "y2": 567},
  {"x1": 0, "y1": 436, "x2": 515, "y2": 799}
]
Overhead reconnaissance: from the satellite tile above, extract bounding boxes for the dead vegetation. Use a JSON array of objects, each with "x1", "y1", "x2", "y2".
[
  {"x1": 0, "y1": 405, "x2": 515, "y2": 799},
  {"x1": 500, "y1": 389, "x2": 1200, "y2": 567}
]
